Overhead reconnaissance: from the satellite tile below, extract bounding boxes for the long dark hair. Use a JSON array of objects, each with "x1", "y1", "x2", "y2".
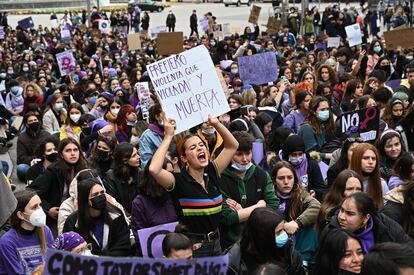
[
  {"x1": 10, "y1": 190, "x2": 47, "y2": 254},
  {"x1": 314, "y1": 228, "x2": 363, "y2": 275},
  {"x1": 138, "y1": 157, "x2": 168, "y2": 199},
  {"x1": 241, "y1": 208, "x2": 286, "y2": 268},
  {"x1": 57, "y1": 138, "x2": 88, "y2": 185},
  {"x1": 77, "y1": 178, "x2": 112, "y2": 240},
  {"x1": 393, "y1": 152, "x2": 414, "y2": 181},
  {"x1": 111, "y1": 142, "x2": 137, "y2": 180},
  {"x1": 304, "y1": 96, "x2": 335, "y2": 134},
  {"x1": 317, "y1": 169, "x2": 363, "y2": 231},
  {"x1": 271, "y1": 161, "x2": 303, "y2": 221},
  {"x1": 377, "y1": 130, "x2": 405, "y2": 163}
]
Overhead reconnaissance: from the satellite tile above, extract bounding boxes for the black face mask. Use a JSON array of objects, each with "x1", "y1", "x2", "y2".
[
  {"x1": 90, "y1": 194, "x2": 106, "y2": 210},
  {"x1": 380, "y1": 65, "x2": 391, "y2": 77},
  {"x1": 27, "y1": 122, "x2": 40, "y2": 132},
  {"x1": 392, "y1": 115, "x2": 402, "y2": 123},
  {"x1": 45, "y1": 152, "x2": 58, "y2": 162},
  {"x1": 362, "y1": 170, "x2": 375, "y2": 177},
  {"x1": 96, "y1": 148, "x2": 110, "y2": 160}
]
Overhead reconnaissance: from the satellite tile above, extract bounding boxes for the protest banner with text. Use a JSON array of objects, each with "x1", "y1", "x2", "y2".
[
  {"x1": 147, "y1": 45, "x2": 230, "y2": 133},
  {"x1": 238, "y1": 52, "x2": 278, "y2": 85},
  {"x1": 338, "y1": 106, "x2": 380, "y2": 142},
  {"x1": 44, "y1": 249, "x2": 229, "y2": 275}
]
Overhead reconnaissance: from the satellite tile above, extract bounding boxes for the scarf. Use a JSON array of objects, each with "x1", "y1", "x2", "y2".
[
  {"x1": 356, "y1": 217, "x2": 375, "y2": 253},
  {"x1": 276, "y1": 191, "x2": 291, "y2": 214},
  {"x1": 148, "y1": 123, "x2": 165, "y2": 138},
  {"x1": 388, "y1": 176, "x2": 404, "y2": 190},
  {"x1": 105, "y1": 111, "x2": 117, "y2": 123}
]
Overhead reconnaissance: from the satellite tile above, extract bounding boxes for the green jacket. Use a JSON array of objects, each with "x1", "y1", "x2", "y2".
[{"x1": 220, "y1": 165, "x2": 279, "y2": 248}]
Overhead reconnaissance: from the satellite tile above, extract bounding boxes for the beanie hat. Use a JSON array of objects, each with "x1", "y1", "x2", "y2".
[
  {"x1": 282, "y1": 135, "x2": 305, "y2": 159},
  {"x1": 393, "y1": 91, "x2": 409, "y2": 101}
]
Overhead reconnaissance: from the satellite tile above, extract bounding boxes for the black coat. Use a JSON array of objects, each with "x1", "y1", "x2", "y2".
[
  {"x1": 16, "y1": 130, "x2": 51, "y2": 165},
  {"x1": 380, "y1": 201, "x2": 403, "y2": 225},
  {"x1": 323, "y1": 212, "x2": 414, "y2": 249},
  {"x1": 63, "y1": 211, "x2": 131, "y2": 257},
  {"x1": 103, "y1": 169, "x2": 142, "y2": 215},
  {"x1": 226, "y1": 241, "x2": 305, "y2": 275},
  {"x1": 166, "y1": 13, "x2": 176, "y2": 27},
  {"x1": 28, "y1": 162, "x2": 65, "y2": 213},
  {"x1": 190, "y1": 14, "x2": 197, "y2": 28}
]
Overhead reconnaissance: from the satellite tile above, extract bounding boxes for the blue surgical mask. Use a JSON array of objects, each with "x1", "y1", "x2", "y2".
[
  {"x1": 231, "y1": 161, "x2": 253, "y2": 172},
  {"x1": 55, "y1": 102, "x2": 64, "y2": 111},
  {"x1": 373, "y1": 46, "x2": 381, "y2": 53},
  {"x1": 201, "y1": 128, "x2": 216, "y2": 136},
  {"x1": 10, "y1": 86, "x2": 22, "y2": 95},
  {"x1": 88, "y1": 96, "x2": 97, "y2": 105},
  {"x1": 317, "y1": 110, "x2": 330, "y2": 122},
  {"x1": 288, "y1": 155, "x2": 304, "y2": 166},
  {"x1": 275, "y1": 231, "x2": 289, "y2": 248}
]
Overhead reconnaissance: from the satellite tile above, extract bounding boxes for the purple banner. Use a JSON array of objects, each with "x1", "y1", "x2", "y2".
[
  {"x1": 44, "y1": 249, "x2": 229, "y2": 275},
  {"x1": 385, "y1": 79, "x2": 401, "y2": 91},
  {"x1": 18, "y1": 17, "x2": 34, "y2": 29},
  {"x1": 56, "y1": 50, "x2": 76, "y2": 76},
  {"x1": 238, "y1": 52, "x2": 278, "y2": 85},
  {"x1": 0, "y1": 26, "x2": 4, "y2": 40},
  {"x1": 137, "y1": 222, "x2": 178, "y2": 258}
]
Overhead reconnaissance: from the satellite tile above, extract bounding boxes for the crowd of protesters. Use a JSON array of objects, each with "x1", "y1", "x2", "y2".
[{"x1": 1, "y1": 1, "x2": 414, "y2": 274}]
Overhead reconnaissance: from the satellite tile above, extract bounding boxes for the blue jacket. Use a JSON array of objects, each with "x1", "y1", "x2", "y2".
[{"x1": 139, "y1": 128, "x2": 163, "y2": 169}]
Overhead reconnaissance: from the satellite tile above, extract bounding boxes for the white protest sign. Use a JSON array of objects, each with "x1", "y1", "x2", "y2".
[
  {"x1": 99, "y1": 20, "x2": 110, "y2": 33},
  {"x1": 134, "y1": 82, "x2": 151, "y2": 120},
  {"x1": 51, "y1": 19, "x2": 59, "y2": 29},
  {"x1": 223, "y1": 23, "x2": 231, "y2": 37},
  {"x1": 345, "y1": 23, "x2": 362, "y2": 47},
  {"x1": 327, "y1": 37, "x2": 341, "y2": 48},
  {"x1": 150, "y1": 26, "x2": 167, "y2": 40},
  {"x1": 147, "y1": 45, "x2": 230, "y2": 134},
  {"x1": 61, "y1": 29, "x2": 71, "y2": 42}
]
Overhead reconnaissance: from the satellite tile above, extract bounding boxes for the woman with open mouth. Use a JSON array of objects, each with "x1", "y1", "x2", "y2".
[{"x1": 149, "y1": 115, "x2": 238, "y2": 257}]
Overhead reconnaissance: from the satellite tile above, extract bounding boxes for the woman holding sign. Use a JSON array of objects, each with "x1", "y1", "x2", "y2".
[{"x1": 149, "y1": 115, "x2": 238, "y2": 257}]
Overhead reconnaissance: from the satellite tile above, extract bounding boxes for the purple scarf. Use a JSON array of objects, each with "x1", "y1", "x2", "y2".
[
  {"x1": 276, "y1": 191, "x2": 291, "y2": 214},
  {"x1": 356, "y1": 217, "x2": 375, "y2": 253},
  {"x1": 148, "y1": 123, "x2": 165, "y2": 138}
]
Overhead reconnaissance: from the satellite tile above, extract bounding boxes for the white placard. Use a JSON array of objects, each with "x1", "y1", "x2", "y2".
[
  {"x1": 327, "y1": 37, "x2": 341, "y2": 48},
  {"x1": 99, "y1": 20, "x2": 110, "y2": 33},
  {"x1": 147, "y1": 45, "x2": 230, "y2": 134},
  {"x1": 223, "y1": 23, "x2": 231, "y2": 37},
  {"x1": 134, "y1": 82, "x2": 150, "y2": 120},
  {"x1": 345, "y1": 23, "x2": 362, "y2": 47},
  {"x1": 61, "y1": 29, "x2": 71, "y2": 41},
  {"x1": 51, "y1": 19, "x2": 59, "y2": 29},
  {"x1": 150, "y1": 26, "x2": 167, "y2": 40}
]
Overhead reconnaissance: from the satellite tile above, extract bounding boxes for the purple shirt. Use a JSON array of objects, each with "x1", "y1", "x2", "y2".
[
  {"x1": 0, "y1": 226, "x2": 54, "y2": 275},
  {"x1": 131, "y1": 194, "x2": 178, "y2": 241}
]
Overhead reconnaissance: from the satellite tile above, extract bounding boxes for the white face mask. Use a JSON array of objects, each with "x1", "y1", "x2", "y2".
[
  {"x1": 70, "y1": 114, "x2": 81, "y2": 123},
  {"x1": 231, "y1": 161, "x2": 253, "y2": 172},
  {"x1": 26, "y1": 208, "x2": 47, "y2": 227},
  {"x1": 130, "y1": 135, "x2": 140, "y2": 146},
  {"x1": 110, "y1": 108, "x2": 120, "y2": 116}
]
